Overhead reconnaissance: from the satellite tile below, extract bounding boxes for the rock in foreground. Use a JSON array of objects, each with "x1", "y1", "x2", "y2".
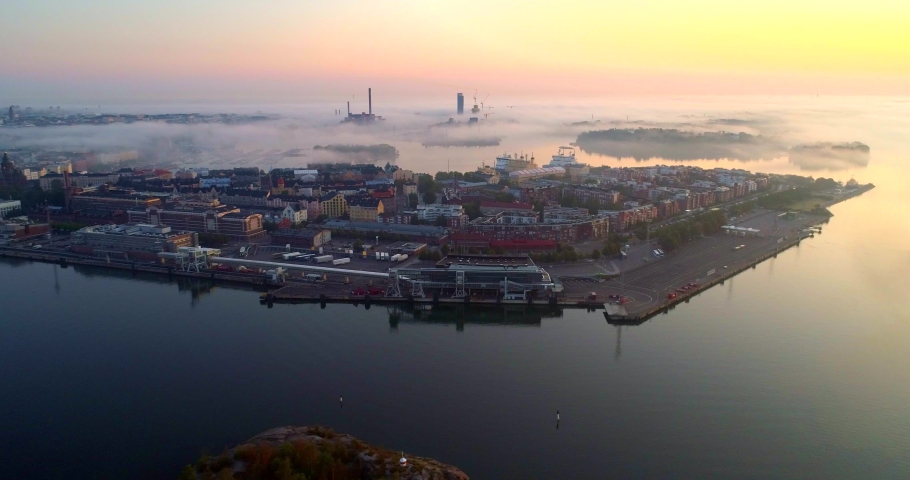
[{"x1": 186, "y1": 426, "x2": 469, "y2": 480}]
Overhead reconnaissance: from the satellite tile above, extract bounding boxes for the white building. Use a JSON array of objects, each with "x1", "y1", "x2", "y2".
[
  {"x1": 417, "y1": 204, "x2": 463, "y2": 221},
  {"x1": 281, "y1": 205, "x2": 307, "y2": 225},
  {"x1": 294, "y1": 169, "x2": 319, "y2": 179},
  {"x1": 0, "y1": 200, "x2": 22, "y2": 218}
]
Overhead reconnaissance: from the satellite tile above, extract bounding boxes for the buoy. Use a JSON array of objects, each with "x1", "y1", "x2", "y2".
[
  {"x1": 399, "y1": 452, "x2": 407, "y2": 467},
  {"x1": 557, "y1": 409, "x2": 560, "y2": 421},
  {"x1": 340, "y1": 395, "x2": 343, "y2": 407}
]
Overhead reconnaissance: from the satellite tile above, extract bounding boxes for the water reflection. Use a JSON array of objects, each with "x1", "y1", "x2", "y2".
[
  {"x1": 53, "y1": 264, "x2": 60, "y2": 295},
  {"x1": 387, "y1": 304, "x2": 565, "y2": 329},
  {"x1": 787, "y1": 142, "x2": 870, "y2": 171},
  {"x1": 613, "y1": 325, "x2": 622, "y2": 362}
]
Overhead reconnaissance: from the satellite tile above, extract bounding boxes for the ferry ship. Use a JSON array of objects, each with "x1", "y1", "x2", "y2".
[
  {"x1": 494, "y1": 153, "x2": 538, "y2": 173},
  {"x1": 546, "y1": 146, "x2": 584, "y2": 168}
]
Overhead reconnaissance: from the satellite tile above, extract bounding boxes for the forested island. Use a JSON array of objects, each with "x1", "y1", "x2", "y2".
[
  {"x1": 788, "y1": 142, "x2": 870, "y2": 171},
  {"x1": 421, "y1": 137, "x2": 501, "y2": 147},
  {"x1": 575, "y1": 128, "x2": 785, "y2": 161}
]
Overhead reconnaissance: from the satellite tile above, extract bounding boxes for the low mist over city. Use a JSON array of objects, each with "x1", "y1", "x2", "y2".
[{"x1": 1, "y1": 1, "x2": 908, "y2": 479}]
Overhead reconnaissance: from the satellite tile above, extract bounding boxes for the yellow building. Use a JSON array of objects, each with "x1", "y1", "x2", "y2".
[
  {"x1": 320, "y1": 192, "x2": 348, "y2": 218},
  {"x1": 348, "y1": 196, "x2": 384, "y2": 222}
]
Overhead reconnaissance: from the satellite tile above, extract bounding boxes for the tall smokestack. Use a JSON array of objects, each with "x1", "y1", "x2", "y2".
[{"x1": 368, "y1": 88, "x2": 372, "y2": 115}]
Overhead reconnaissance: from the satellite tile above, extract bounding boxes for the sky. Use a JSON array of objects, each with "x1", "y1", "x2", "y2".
[{"x1": 1, "y1": 0, "x2": 909, "y2": 102}]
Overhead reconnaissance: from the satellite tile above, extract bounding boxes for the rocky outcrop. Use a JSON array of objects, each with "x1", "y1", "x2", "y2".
[{"x1": 190, "y1": 426, "x2": 469, "y2": 480}]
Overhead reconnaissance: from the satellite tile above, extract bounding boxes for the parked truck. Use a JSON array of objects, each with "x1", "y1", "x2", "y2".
[
  {"x1": 314, "y1": 255, "x2": 334, "y2": 264},
  {"x1": 332, "y1": 258, "x2": 351, "y2": 266},
  {"x1": 397, "y1": 254, "x2": 408, "y2": 262}
]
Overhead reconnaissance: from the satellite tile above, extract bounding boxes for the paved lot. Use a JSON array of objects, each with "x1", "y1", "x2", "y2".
[{"x1": 561, "y1": 209, "x2": 828, "y2": 315}]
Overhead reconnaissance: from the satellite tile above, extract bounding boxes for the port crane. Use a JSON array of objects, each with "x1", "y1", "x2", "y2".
[{"x1": 471, "y1": 90, "x2": 480, "y2": 114}]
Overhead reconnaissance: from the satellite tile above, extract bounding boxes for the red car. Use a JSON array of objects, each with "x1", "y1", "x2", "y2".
[{"x1": 667, "y1": 293, "x2": 678, "y2": 299}]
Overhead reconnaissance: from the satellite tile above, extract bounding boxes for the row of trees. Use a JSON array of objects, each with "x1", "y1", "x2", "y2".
[
  {"x1": 653, "y1": 210, "x2": 727, "y2": 252},
  {"x1": 198, "y1": 233, "x2": 230, "y2": 247},
  {"x1": 728, "y1": 201, "x2": 756, "y2": 216},
  {"x1": 0, "y1": 183, "x2": 65, "y2": 211},
  {"x1": 185, "y1": 428, "x2": 385, "y2": 480},
  {"x1": 529, "y1": 244, "x2": 581, "y2": 264},
  {"x1": 757, "y1": 188, "x2": 813, "y2": 210}
]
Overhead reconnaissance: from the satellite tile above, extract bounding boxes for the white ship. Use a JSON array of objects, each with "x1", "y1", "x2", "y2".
[
  {"x1": 494, "y1": 153, "x2": 537, "y2": 173},
  {"x1": 546, "y1": 146, "x2": 584, "y2": 168}
]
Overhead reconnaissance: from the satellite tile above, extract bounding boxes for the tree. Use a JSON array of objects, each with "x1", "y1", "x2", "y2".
[
  {"x1": 434, "y1": 215, "x2": 447, "y2": 227},
  {"x1": 353, "y1": 240, "x2": 363, "y2": 251},
  {"x1": 559, "y1": 193, "x2": 577, "y2": 208},
  {"x1": 493, "y1": 192, "x2": 515, "y2": 203},
  {"x1": 591, "y1": 249, "x2": 601, "y2": 260},
  {"x1": 417, "y1": 174, "x2": 437, "y2": 194},
  {"x1": 199, "y1": 233, "x2": 230, "y2": 247},
  {"x1": 178, "y1": 465, "x2": 199, "y2": 480},
  {"x1": 440, "y1": 244, "x2": 450, "y2": 255},
  {"x1": 408, "y1": 192, "x2": 418, "y2": 209},
  {"x1": 584, "y1": 198, "x2": 600, "y2": 215},
  {"x1": 422, "y1": 190, "x2": 436, "y2": 204},
  {"x1": 463, "y1": 203, "x2": 482, "y2": 220}
]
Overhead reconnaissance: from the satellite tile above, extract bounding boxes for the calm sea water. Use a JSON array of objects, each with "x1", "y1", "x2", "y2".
[{"x1": 2, "y1": 97, "x2": 909, "y2": 479}]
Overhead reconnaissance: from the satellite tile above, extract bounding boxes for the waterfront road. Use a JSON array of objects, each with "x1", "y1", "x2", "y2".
[{"x1": 561, "y1": 210, "x2": 827, "y2": 315}]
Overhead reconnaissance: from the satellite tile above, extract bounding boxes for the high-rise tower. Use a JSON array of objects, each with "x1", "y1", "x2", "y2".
[{"x1": 457, "y1": 93, "x2": 464, "y2": 115}]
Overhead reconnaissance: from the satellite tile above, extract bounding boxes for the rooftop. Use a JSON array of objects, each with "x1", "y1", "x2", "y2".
[{"x1": 321, "y1": 219, "x2": 447, "y2": 237}]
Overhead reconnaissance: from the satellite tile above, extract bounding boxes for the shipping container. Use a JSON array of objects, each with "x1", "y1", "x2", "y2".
[
  {"x1": 332, "y1": 258, "x2": 351, "y2": 265},
  {"x1": 314, "y1": 255, "x2": 334, "y2": 264},
  {"x1": 397, "y1": 254, "x2": 408, "y2": 262}
]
